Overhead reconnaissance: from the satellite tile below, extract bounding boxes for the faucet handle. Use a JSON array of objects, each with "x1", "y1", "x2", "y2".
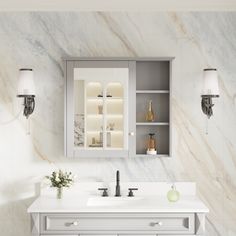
[
  {"x1": 98, "y1": 188, "x2": 109, "y2": 197},
  {"x1": 128, "y1": 188, "x2": 138, "y2": 197}
]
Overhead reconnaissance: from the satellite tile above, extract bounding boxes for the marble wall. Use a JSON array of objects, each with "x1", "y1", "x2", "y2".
[{"x1": 0, "y1": 12, "x2": 235, "y2": 236}]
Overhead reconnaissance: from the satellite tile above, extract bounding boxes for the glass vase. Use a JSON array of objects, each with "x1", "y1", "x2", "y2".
[{"x1": 57, "y1": 187, "x2": 63, "y2": 199}]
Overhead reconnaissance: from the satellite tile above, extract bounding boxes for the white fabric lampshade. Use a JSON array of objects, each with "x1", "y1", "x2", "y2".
[
  {"x1": 17, "y1": 69, "x2": 35, "y2": 96},
  {"x1": 202, "y1": 69, "x2": 219, "y2": 96}
]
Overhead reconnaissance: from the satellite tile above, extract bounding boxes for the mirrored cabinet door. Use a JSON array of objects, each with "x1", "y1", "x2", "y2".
[{"x1": 65, "y1": 60, "x2": 130, "y2": 158}]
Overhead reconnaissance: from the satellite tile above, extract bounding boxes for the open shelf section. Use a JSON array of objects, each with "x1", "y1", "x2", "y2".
[{"x1": 135, "y1": 60, "x2": 171, "y2": 157}]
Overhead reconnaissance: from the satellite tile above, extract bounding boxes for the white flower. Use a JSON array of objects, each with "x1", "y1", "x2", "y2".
[{"x1": 55, "y1": 176, "x2": 60, "y2": 182}]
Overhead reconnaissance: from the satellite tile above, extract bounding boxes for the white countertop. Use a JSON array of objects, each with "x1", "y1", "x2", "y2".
[
  {"x1": 28, "y1": 195, "x2": 209, "y2": 213},
  {"x1": 28, "y1": 182, "x2": 209, "y2": 213}
]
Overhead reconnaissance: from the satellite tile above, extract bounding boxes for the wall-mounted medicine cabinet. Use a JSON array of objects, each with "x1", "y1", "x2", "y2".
[{"x1": 64, "y1": 58, "x2": 173, "y2": 158}]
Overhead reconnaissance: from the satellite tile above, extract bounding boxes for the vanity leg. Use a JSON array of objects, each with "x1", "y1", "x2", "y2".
[
  {"x1": 195, "y1": 213, "x2": 205, "y2": 235},
  {"x1": 31, "y1": 213, "x2": 40, "y2": 236}
]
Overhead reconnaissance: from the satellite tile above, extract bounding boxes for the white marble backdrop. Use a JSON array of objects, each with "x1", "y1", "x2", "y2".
[{"x1": 0, "y1": 12, "x2": 235, "y2": 236}]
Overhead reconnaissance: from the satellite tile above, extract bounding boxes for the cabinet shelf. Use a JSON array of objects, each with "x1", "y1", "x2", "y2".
[
  {"x1": 87, "y1": 130, "x2": 103, "y2": 133},
  {"x1": 87, "y1": 130, "x2": 123, "y2": 133},
  {"x1": 106, "y1": 97, "x2": 123, "y2": 100},
  {"x1": 106, "y1": 114, "x2": 123, "y2": 117},
  {"x1": 135, "y1": 154, "x2": 169, "y2": 157},
  {"x1": 87, "y1": 97, "x2": 123, "y2": 100},
  {"x1": 105, "y1": 147, "x2": 123, "y2": 150},
  {"x1": 86, "y1": 114, "x2": 123, "y2": 118},
  {"x1": 136, "y1": 90, "x2": 169, "y2": 94},
  {"x1": 87, "y1": 114, "x2": 103, "y2": 117},
  {"x1": 106, "y1": 130, "x2": 123, "y2": 133},
  {"x1": 136, "y1": 122, "x2": 169, "y2": 126},
  {"x1": 87, "y1": 97, "x2": 103, "y2": 100}
]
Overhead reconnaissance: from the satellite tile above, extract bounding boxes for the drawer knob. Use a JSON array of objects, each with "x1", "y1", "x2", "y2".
[
  {"x1": 73, "y1": 221, "x2": 78, "y2": 226},
  {"x1": 151, "y1": 221, "x2": 163, "y2": 226},
  {"x1": 69, "y1": 221, "x2": 78, "y2": 226}
]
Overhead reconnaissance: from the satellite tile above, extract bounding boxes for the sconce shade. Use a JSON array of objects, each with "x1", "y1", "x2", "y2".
[
  {"x1": 17, "y1": 68, "x2": 35, "y2": 96},
  {"x1": 202, "y1": 69, "x2": 219, "y2": 96}
]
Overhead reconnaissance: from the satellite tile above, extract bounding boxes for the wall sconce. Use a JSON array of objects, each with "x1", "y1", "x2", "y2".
[
  {"x1": 201, "y1": 68, "x2": 219, "y2": 119},
  {"x1": 17, "y1": 68, "x2": 35, "y2": 119}
]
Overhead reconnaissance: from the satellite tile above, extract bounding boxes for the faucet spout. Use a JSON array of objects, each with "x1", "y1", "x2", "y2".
[{"x1": 115, "y1": 170, "x2": 121, "y2": 197}]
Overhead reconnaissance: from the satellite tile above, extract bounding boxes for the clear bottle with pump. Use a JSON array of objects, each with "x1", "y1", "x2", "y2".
[{"x1": 167, "y1": 184, "x2": 180, "y2": 202}]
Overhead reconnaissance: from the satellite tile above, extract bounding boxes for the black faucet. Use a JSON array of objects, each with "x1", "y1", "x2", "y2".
[{"x1": 115, "y1": 170, "x2": 121, "y2": 197}]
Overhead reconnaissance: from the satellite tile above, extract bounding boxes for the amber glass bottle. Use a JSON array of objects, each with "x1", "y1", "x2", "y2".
[
  {"x1": 147, "y1": 133, "x2": 156, "y2": 151},
  {"x1": 146, "y1": 100, "x2": 154, "y2": 122},
  {"x1": 146, "y1": 133, "x2": 157, "y2": 155}
]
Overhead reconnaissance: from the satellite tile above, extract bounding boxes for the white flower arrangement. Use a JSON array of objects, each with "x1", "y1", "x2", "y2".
[{"x1": 46, "y1": 169, "x2": 74, "y2": 189}]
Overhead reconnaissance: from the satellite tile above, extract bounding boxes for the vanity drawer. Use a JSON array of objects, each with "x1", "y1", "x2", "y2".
[{"x1": 40, "y1": 213, "x2": 194, "y2": 234}]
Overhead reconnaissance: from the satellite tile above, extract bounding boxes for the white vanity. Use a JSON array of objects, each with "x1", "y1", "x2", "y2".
[{"x1": 28, "y1": 182, "x2": 208, "y2": 236}]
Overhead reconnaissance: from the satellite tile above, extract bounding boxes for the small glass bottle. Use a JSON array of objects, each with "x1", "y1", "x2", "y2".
[
  {"x1": 167, "y1": 184, "x2": 180, "y2": 202},
  {"x1": 147, "y1": 133, "x2": 157, "y2": 155},
  {"x1": 146, "y1": 100, "x2": 155, "y2": 122}
]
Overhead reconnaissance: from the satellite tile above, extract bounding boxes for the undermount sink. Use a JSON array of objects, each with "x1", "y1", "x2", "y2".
[{"x1": 87, "y1": 197, "x2": 144, "y2": 207}]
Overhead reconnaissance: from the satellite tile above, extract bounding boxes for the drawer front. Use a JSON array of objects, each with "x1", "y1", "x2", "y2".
[{"x1": 41, "y1": 213, "x2": 194, "y2": 234}]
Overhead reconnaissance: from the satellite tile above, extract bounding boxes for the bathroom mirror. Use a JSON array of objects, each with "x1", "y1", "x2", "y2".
[{"x1": 65, "y1": 60, "x2": 130, "y2": 158}]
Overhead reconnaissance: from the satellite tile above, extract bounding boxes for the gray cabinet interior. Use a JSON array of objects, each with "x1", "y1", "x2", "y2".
[
  {"x1": 135, "y1": 60, "x2": 171, "y2": 157},
  {"x1": 136, "y1": 93, "x2": 169, "y2": 123},
  {"x1": 136, "y1": 125, "x2": 169, "y2": 155},
  {"x1": 136, "y1": 61, "x2": 170, "y2": 90}
]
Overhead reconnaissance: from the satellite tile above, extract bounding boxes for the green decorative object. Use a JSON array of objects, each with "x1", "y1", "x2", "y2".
[
  {"x1": 167, "y1": 184, "x2": 180, "y2": 202},
  {"x1": 46, "y1": 169, "x2": 74, "y2": 199}
]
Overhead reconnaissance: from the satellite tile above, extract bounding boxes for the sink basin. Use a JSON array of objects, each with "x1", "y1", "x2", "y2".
[{"x1": 87, "y1": 197, "x2": 144, "y2": 207}]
